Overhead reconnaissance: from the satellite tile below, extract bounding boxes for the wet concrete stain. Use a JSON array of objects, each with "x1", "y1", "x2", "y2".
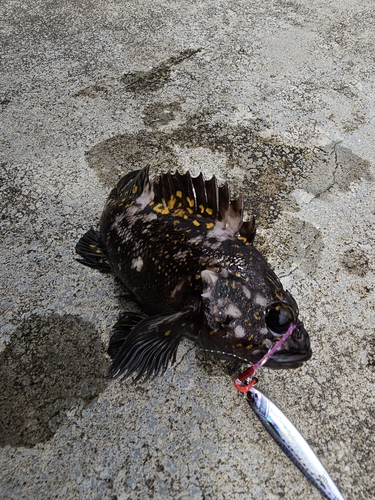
[
  {"x1": 0, "y1": 314, "x2": 107, "y2": 448},
  {"x1": 73, "y1": 85, "x2": 108, "y2": 98},
  {"x1": 341, "y1": 248, "x2": 369, "y2": 277},
  {"x1": 120, "y1": 48, "x2": 202, "y2": 92},
  {"x1": 142, "y1": 102, "x2": 182, "y2": 127},
  {"x1": 86, "y1": 108, "x2": 372, "y2": 224},
  {"x1": 265, "y1": 218, "x2": 324, "y2": 277}
]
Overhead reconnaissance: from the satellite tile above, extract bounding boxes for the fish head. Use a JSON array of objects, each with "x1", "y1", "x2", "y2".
[{"x1": 200, "y1": 269, "x2": 312, "y2": 368}]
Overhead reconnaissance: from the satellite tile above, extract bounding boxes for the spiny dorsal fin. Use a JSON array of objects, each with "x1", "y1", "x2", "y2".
[
  {"x1": 152, "y1": 169, "x2": 255, "y2": 236},
  {"x1": 113, "y1": 167, "x2": 256, "y2": 242},
  {"x1": 239, "y1": 216, "x2": 256, "y2": 244},
  {"x1": 115, "y1": 166, "x2": 150, "y2": 199}
]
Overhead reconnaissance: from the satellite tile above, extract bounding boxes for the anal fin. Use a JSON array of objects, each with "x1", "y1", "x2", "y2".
[
  {"x1": 75, "y1": 228, "x2": 111, "y2": 272},
  {"x1": 107, "y1": 310, "x2": 196, "y2": 382}
]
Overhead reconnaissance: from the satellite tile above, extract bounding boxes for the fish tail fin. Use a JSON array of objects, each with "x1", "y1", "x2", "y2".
[
  {"x1": 107, "y1": 310, "x2": 194, "y2": 382},
  {"x1": 75, "y1": 228, "x2": 111, "y2": 272}
]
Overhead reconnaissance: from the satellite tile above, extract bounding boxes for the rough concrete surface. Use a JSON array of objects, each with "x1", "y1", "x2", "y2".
[{"x1": 1, "y1": 0, "x2": 374, "y2": 498}]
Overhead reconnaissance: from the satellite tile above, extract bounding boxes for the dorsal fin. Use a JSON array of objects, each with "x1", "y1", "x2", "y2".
[
  {"x1": 115, "y1": 167, "x2": 256, "y2": 241},
  {"x1": 239, "y1": 216, "x2": 256, "y2": 244},
  {"x1": 151, "y1": 169, "x2": 254, "y2": 234},
  {"x1": 115, "y1": 166, "x2": 150, "y2": 198}
]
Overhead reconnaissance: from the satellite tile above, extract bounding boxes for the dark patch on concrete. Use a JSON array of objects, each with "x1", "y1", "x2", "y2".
[
  {"x1": 120, "y1": 48, "x2": 202, "y2": 92},
  {"x1": 341, "y1": 248, "x2": 369, "y2": 277},
  {"x1": 260, "y1": 218, "x2": 324, "y2": 277},
  {"x1": 85, "y1": 110, "x2": 373, "y2": 230},
  {"x1": 0, "y1": 314, "x2": 107, "y2": 448},
  {"x1": 1, "y1": 97, "x2": 11, "y2": 109},
  {"x1": 334, "y1": 145, "x2": 373, "y2": 190},
  {"x1": 367, "y1": 337, "x2": 375, "y2": 372},
  {"x1": 142, "y1": 102, "x2": 182, "y2": 127},
  {"x1": 73, "y1": 85, "x2": 108, "y2": 98}
]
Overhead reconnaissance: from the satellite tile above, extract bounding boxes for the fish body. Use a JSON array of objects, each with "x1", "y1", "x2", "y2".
[
  {"x1": 247, "y1": 387, "x2": 345, "y2": 500},
  {"x1": 76, "y1": 167, "x2": 311, "y2": 380}
]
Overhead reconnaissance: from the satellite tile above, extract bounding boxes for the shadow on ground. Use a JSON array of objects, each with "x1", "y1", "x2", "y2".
[{"x1": 0, "y1": 314, "x2": 107, "y2": 448}]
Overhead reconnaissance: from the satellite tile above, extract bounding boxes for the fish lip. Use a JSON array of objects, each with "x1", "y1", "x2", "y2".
[
  {"x1": 264, "y1": 320, "x2": 312, "y2": 369},
  {"x1": 265, "y1": 348, "x2": 313, "y2": 369}
]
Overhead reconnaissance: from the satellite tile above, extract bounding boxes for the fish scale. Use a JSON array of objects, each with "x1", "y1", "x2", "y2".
[{"x1": 76, "y1": 167, "x2": 312, "y2": 381}]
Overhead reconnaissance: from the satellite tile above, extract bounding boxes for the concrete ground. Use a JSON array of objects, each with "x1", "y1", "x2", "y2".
[{"x1": 1, "y1": 0, "x2": 374, "y2": 498}]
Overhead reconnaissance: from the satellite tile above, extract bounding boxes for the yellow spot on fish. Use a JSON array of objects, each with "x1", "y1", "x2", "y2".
[
  {"x1": 193, "y1": 220, "x2": 200, "y2": 226},
  {"x1": 132, "y1": 185, "x2": 138, "y2": 194},
  {"x1": 181, "y1": 323, "x2": 186, "y2": 327},
  {"x1": 187, "y1": 207, "x2": 193, "y2": 214},
  {"x1": 164, "y1": 330, "x2": 171, "y2": 336},
  {"x1": 153, "y1": 203, "x2": 163, "y2": 212},
  {"x1": 246, "y1": 344, "x2": 253, "y2": 350},
  {"x1": 237, "y1": 236, "x2": 247, "y2": 243},
  {"x1": 186, "y1": 196, "x2": 194, "y2": 208},
  {"x1": 176, "y1": 190, "x2": 182, "y2": 198},
  {"x1": 89, "y1": 244, "x2": 96, "y2": 249},
  {"x1": 153, "y1": 203, "x2": 169, "y2": 215},
  {"x1": 167, "y1": 195, "x2": 176, "y2": 209},
  {"x1": 254, "y1": 312, "x2": 261, "y2": 320},
  {"x1": 198, "y1": 204, "x2": 205, "y2": 214},
  {"x1": 236, "y1": 343, "x2": 243, "y2": 348},
  {"x1": 149, "y1": 200, "x2": 155, "y2": 206},
  {"x1": 206, "y1": 207, "x2": 213, "y2": 216},
  {"x1": 174, "y1": 209, "x2": 186, "y2": 217},
  {"x1": 206, "y1": 222, "x2": 214, "y2": 229},
  {"x1": 95, "y1": 249, "x2": 101, "y2": 254}
]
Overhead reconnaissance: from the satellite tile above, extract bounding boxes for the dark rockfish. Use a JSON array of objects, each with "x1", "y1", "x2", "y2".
[{"x1": 76, "y1": 167, "x2": 312, "y2": 381}]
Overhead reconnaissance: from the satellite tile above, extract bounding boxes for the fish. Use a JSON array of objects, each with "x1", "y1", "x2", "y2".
[
  {"x1": 247, "y1": 387, "x2": 345, "y2": 500},
  {"x1": 76, "y1": 167, "x2": 312, "y2": 380}
]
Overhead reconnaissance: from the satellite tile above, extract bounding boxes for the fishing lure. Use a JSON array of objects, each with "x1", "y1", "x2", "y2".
[{"x1": 246, "y1": 387, "x2": 345, "y2": 500}]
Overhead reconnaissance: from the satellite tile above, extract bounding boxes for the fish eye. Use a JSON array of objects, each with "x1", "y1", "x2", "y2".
[{"x1": 265, "y1": 303, "x2": 294, "y2": 335}]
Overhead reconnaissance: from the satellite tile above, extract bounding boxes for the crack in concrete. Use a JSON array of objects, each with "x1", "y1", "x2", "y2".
[{"x1": 171, "y1": 345, "x2": 195, "y2": 378}]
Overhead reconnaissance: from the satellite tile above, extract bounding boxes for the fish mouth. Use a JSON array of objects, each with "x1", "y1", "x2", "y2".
[
  {"x1": 265, "y1": 322, "x2": 312, "y2": 369},
  {"x1": 265, "y1": 349, "x2": 312, "y2": 369}
]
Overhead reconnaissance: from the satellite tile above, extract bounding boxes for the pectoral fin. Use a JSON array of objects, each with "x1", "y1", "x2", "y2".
[{"x1": 107, "y1": 310, "x2": 195, "y2": 382}]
